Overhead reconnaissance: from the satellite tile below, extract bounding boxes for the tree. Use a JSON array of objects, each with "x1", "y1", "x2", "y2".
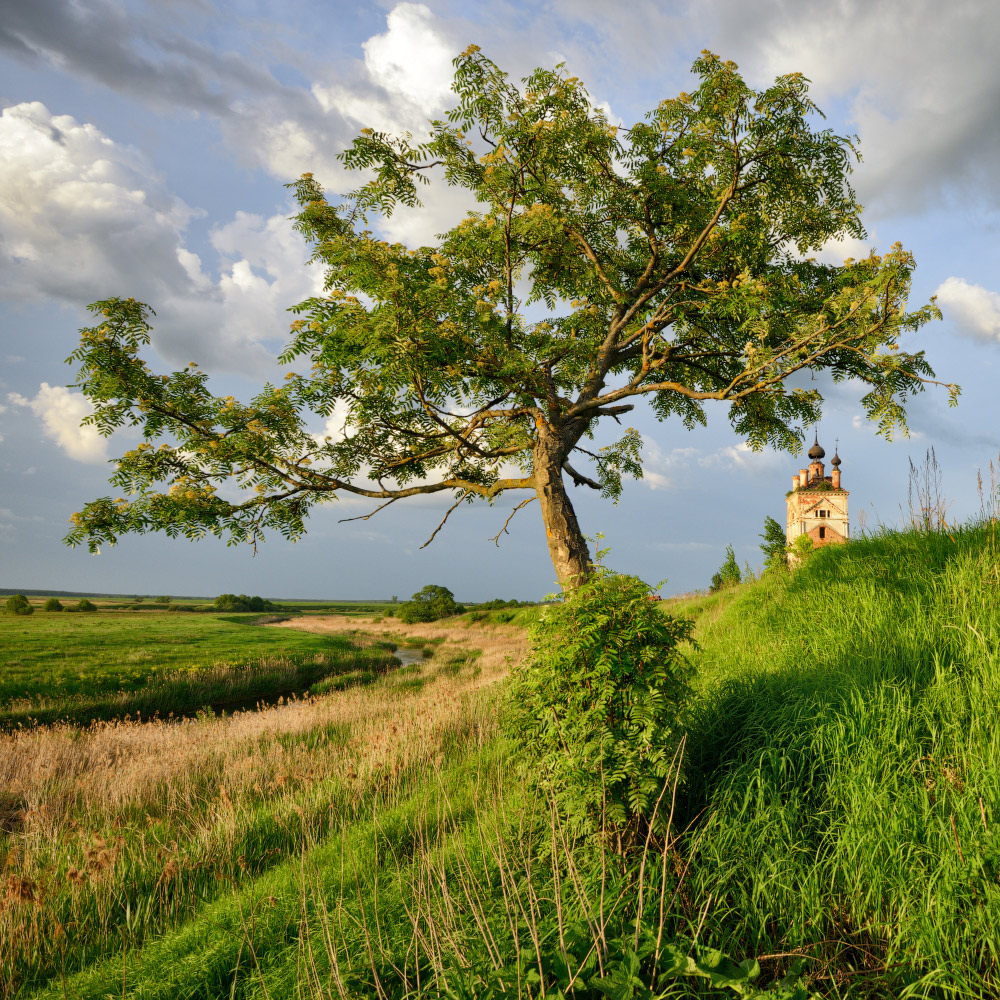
[
  {"x1": 397, "y1": 584, "x2": 463, "y2": 623},
  {"x1": 759, "y1": 514, "x2": 788, "y2": 571},
  {"x1": 214, "y1": 593, "x2": 277, "y2": 612},
  {"x1": 5, "y1": 594, "x2": 33, "y2": 615},
  {"x1": 64, "y1": 49, "x2": 955, "y2": 591},
  {"x1": 709, "y1": 544, "x2": 742, "y2": 592},
  {"x1": 43, "y1": 597, "x2": 64, "y2": 611}
]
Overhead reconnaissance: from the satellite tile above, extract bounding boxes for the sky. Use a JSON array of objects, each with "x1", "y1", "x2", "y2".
[{"x1": 1, "y1": 0, "x2": 999, "y2": 601}]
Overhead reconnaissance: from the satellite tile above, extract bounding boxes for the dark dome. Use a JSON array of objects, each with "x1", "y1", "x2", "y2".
[
  {"x1": 808, "y1": 433, "x2": 825, "y2": 460},
  {"x1": 831, "y1": 448, "x2": 841, "y2": 468}
]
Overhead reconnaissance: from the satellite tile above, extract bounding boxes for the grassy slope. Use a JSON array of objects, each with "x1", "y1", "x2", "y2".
[
  {"x1": 673, "y1": 524, "x2": 1000, "y2": 995},
  {"x1": 8, "y1": 529, "x2": 1000, "y2": 997}
]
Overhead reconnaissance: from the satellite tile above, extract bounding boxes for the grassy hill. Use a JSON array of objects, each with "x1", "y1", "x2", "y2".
[
  {"x1": 668, "y1": 521, "x2": 1000, "y2": 995},
  {"x1": 4, "y1": 525, "x2": 1000, "y2": 997}
]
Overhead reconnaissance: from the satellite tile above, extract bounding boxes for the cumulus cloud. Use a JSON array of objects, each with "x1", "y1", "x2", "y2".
[
  {"x1": 0, "y1": 102, "x2": 322, "y2": 374},
  {"x1": 698, "y1": 442, "x2": 783, "y2": 473},
  {"x1": 935, "y1": 277, "x2": 1000, "y2": 343},
  {"x1": 0, "y1": 101, "x2": 196, "y2": 305},
  {"x1": 7, "y1": 383, "x2": 109, "y2": 463},
  {"x1": 640, "y1": 442, "x2": 698, "y2": 491},
  {"x1": 696, "y1": 0, "x2": 1000, "y2": 215},
  {"x1": 0, "y1": 0, "x2": 464, "y2": 193}
]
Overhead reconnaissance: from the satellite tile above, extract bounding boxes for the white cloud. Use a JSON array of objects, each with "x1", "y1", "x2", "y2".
[
  {"x1": 700, "y1": 0, "x2": 1000, "y2": 214},
  {"x1": 239, "y1": 4, "x2": 459, "y2": 190},
  {"x1": 814, "y1": 232, "x2": 876, "y2": 266},
  {"x1": 698, "y1": 442, "x2": 783, "y2": 473},
  {"x1": 0, "y1": 102, "x2": 322, "y2": 375},
  {"x1": 8, "y1": 383, "x2": 109, "y2": 463},
  {"x1": 0, "y1": 101, "x2": 196, "y2": 305},
  {"x1": 363, "y1": 4, "x2": 456, "y2": 114},
  {"x1": 640, "y1": 442, "x2": 698, "y2": 491},
  {"x1": 935, "y1": 277, "x2": 1000, "y2": 343}
]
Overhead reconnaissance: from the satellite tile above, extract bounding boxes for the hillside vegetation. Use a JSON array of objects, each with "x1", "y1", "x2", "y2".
[
  {"x1": 670, "y1": 521, "x2": 1000, "y2": 995},
  {"x1": 4, "y1": 525, "x2": 1000, "y2": 997}
]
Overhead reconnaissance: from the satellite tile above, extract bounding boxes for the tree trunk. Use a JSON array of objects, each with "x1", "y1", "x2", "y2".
[{"x1": 534, "y1": 431, "x2": 592, "y2": 592}]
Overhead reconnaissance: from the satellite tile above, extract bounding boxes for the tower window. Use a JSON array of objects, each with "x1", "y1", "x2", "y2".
[{"x1": 819, "y1": 526, "x2": 826, "y2": 539}]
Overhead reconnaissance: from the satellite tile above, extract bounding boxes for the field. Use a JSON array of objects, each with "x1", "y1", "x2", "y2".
[
  {"x1": 5, "y1": 524, "x2": 1000, "y2": 997},
  {"x1": 0, "y1": 610, "x2": 400, "y2": 728}
]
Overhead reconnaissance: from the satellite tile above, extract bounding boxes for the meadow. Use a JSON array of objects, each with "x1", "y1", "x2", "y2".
[
  {"x1": 4, "y1": 523, "x2": 1000, "y2": 997},
  {"x1": 0, "y1": 609, "x2": 400, "y2": 728}
]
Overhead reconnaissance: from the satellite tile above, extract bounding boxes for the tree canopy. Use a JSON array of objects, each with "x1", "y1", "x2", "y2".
[{"x1": 65, "y1": 48, "x2": 955, "y2": 590}]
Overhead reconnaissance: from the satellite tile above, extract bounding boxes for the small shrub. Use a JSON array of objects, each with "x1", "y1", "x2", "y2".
[
  {"x1": 5, "y1": 594, "x2": 33, "y2": 616},
  {"x1": 43, "y1": 598, "x2": 63, "y2": 612},
  {"x1": 509, "y1": 566, "x2": 694, "y2": 843},
  {"x1": 397, "y1": 584, "x2": 464, "y2": 624},
  {"x1": 709, "y1": 544, "x2": 742, "y2": 592},
  {"x1": 789, "y1": 533, "x2": 815, "y2": 565},
  {"x1": 759, "y1": 515, "x2": 788, "y2": 572},
  {"x1": 76, "y1": 598, "x2": 97, "y2": 612},
  {"x1": 155, "y1": 595, "x2": 171, "y2": 604}
]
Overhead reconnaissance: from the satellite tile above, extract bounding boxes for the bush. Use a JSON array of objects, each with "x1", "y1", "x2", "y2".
[
  {"x1": 5, "y1": 594, "x2": 33, "y2": 615},
  {"x1": 213, "y1": 593, "x2": 278, "y2": 612},
  {"x1": 43, "y1": 598, "x2": 63, "y2": 612},
  {"x1": 509, "y1": 567, "x2": 694, "y2": 844},
  {"x1": 397, "y1": 585, "x2": 464, "y2": 624},
  {"x1": 76, "y1": 598, "x2": 97, "y2": 612},
  {"x1": 709, "y1": 544, "x2": 742, "y2": 592},
  {"x1": 759, "y1": 515, "x2": 788, "y2": 572}
]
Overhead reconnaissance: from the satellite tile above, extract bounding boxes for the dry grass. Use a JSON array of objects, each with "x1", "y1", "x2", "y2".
[{"x1": 0, "y1": 616, "x2": 527, "y2": 997}]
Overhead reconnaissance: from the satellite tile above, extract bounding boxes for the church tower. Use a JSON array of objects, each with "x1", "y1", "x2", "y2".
[{"x1": 786, "y1": 434, "x2": 849, "y2": 548}]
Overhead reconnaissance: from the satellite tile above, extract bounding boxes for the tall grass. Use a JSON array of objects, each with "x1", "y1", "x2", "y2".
[
  {"x1": 676, "y1": 522, "x2": 1000, "y2": 995},
  {"x1": 1, "y1": 619, "x2": 526, "y2": 997}
]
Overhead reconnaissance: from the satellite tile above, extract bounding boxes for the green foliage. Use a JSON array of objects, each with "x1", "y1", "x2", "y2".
[
  {"x1": 5, "y1": 593, "x2": 33, "y2": 615},
  {"x1": 213, "y1": 593, "x2": 278, "y2": 612},
  {"x1": 42, "y1": 597, "x2": 63, "y2": 611},
  {"x1": 677, "y1": 523, "x2": 1000, "y2": 995},
  {"x1": 477, "y1": 597, "x2": 529, "y2": 609},
  {"x1": 509, "y1": 566, "x2": 694, "y2": 840},
  {"x1": 63, "y1": 49, "x2": 952, "y2": 592},
  {"x1": 759, "y1": 514, "x2": 788, "y2": 571},
  {"x1": 789, "y1": 533, "x2": 815, "y2": 563},
  {"x1": 75, "y1": 597, "x2": 97, "y2": 612},
  {"x1": 154, "y1": 595, "x2": 171, "y2": 604},
  {"x1": 397, "y1": 584, "x2": 464, "y2": 624},
  {"x1": 710, "y1": 544, "x2": 742, "y2": 591}
]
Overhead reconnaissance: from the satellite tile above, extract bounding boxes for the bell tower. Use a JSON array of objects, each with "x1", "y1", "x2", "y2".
[{"x1": 786, "y1": 434, "x2": 849, "y2": 548}]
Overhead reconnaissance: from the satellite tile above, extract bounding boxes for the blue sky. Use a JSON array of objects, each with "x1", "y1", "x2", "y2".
[{"x1": 1, "y1": 0, "x2": 998, "y2": 600}]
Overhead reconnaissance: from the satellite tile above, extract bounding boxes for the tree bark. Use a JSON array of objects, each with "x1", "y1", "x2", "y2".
[{"x1": 534, "y1": 429, "x2": 592, "y2": 592}]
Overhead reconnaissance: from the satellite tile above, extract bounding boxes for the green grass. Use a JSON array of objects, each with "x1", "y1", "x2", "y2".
[
  {"x1": 9, "y1": 526, "x2": 1000, "y2": 997},
  {"x1": 672, "y1": 522, "x2": 1000, "y2": 995},
  {"x1": 0, "y1": 610, "x2": 394, "y2": 726}
]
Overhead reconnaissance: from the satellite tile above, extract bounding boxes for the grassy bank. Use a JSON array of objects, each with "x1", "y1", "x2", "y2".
[
  {"x1": 1, "y1": 616, "x2": 524, "y2": 997},
  {"x1": 672, "y1": 522, "x2": 1000, "y2": 995},
  {"x1": 0, "y1": 611, "x2": 397, "y2": 726},
  {"x1": 7, "y1": 526, "x2": 1000, "y2": 997}
]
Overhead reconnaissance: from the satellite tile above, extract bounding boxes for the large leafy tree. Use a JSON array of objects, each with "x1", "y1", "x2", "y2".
[{"x1": 66, "y1": 49, "x2": 954, "y2": 590}]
